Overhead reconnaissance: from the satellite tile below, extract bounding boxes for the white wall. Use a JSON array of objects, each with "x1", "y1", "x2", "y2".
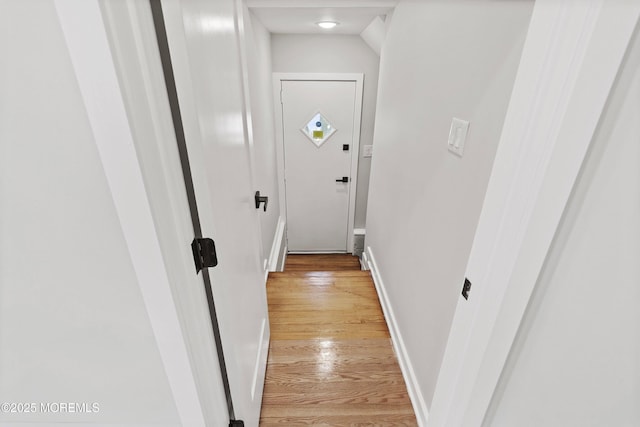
[
  {"x1": 0, "y1": 1, "x2": 179, "y2": 424},
  {"x1": 484, "y1": 23, "x2": 640, "y2": 427},
  {"x1": 242, "y1": 7, "x2": 282, "y2": 269},
  {"x1": 271, "y1": 34, "x2": 380, "y2": 229},
  {"x1": 365, "y1": 0, "x2": 534, "y2": 410}
]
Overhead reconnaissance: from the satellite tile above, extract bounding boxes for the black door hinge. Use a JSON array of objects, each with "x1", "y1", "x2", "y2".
[
  {"x1": 191, "y1": 237, "x2": 218, "y2": 273},
  {"x1": 229, "y1": 421, "x2": 244, "y2": 427},
  {"x1": 462, "y1": 277, "x2": 471, "y2": 300}
]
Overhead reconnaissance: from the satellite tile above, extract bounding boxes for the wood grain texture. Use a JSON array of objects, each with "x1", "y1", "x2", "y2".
[
  {"x1": 285, "y1": 253, "x2": 362, "y2": 271},
  {"x1": 261, "y1": 254, "x2": 417, "y2": 425},
  {"x1": 267, "y1": 271, "x2": 389, "y2": 341}
]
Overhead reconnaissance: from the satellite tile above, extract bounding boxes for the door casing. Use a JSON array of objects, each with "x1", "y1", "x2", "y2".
[
  {"x1": 57, "y1": 1, "x2": 215, "y2": 424},
  {"x1": 273, "y1": 73, "x2": 364, "y2": 254},
  {"x1": 98, "y1": 0, "x2": 271, "y2": 425}
]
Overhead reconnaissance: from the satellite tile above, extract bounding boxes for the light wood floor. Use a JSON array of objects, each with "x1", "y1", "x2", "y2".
[
  {"x1": 284, "y1": 253, "x2": 362, "y2": 272},
  {"x1": 260, "y1": 254, "x2": 417, "y2": 426}
]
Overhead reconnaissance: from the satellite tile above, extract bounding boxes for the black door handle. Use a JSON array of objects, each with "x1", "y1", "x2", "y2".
[
  {"x1": 254, "y1": 191, "x2": 268, "y2": 212},
  {"x1": 336, "y1": 176, "x2": 349, "y2": 183}
]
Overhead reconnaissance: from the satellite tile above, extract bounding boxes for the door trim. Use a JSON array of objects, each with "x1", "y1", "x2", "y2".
[
  {"x1": 273, "y1": 73, "x2": 364, "y2": 254},
  {"x1": 55, "y1": 1, "x2": 208, "y2": 425}
]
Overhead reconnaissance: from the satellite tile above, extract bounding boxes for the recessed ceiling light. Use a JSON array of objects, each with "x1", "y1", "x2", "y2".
[{"x1": 317, "y1": 21, "x2": 338, "y2": 29}]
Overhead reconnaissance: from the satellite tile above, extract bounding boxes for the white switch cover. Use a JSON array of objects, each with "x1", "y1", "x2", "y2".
[
  {"x1": 447, "y1": 118, "x2": 470, "y2": 157},
  {"x1": 363, "y1": 145, "x2": 373, "y2": 157}
]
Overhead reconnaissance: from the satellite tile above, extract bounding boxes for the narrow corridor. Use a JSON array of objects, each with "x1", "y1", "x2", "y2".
[{"x1": 259, "y1": 254, "x2": 417, "y2": 425}]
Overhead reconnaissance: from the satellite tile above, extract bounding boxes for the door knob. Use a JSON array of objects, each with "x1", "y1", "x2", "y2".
[
  {"x1": 335, "y1": 176, "x2": 349, "y2": 183},
  {"x1": 254, "y1": 191, "x2": 268, "y2": 211}
]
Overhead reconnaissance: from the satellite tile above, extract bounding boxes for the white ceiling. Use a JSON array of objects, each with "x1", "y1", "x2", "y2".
[{"x1": 246, "y1": 0, "x2": 396, "y2": 35}]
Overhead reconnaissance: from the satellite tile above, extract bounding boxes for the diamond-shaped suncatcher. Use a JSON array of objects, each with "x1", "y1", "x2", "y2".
[{"x1": 300, "y1": 112, "x2": 336, "y2": 148}]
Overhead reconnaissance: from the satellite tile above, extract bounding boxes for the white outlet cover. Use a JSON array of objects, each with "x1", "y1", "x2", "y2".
[
  {"x1": 363, "y1": 145, "x2": 373, "y2": 157},
  {"x1": 448, "y1": 118, "x2": 470, "y2": 157}
]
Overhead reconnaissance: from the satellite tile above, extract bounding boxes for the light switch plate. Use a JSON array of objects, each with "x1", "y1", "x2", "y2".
[
  {"x1": 363, "y1": 145, "x2": 373, "y2": 157},
  {"x1": 448, "y1": 118, "x2": 470, "y2": 157}
]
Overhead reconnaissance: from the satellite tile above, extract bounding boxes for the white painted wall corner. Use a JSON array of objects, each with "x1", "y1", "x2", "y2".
[
  {"x1": 279, "y1": 246, "x2": 288, "y2": 272},
  {"x1": 268, "y1": 217, "x2": 285, "y2": 271},
  {"x1": 360, "y1": 16, "x2": 386, "y2": 56},
  {"x1": 361, "y1": 247, "x2": 370, "y2": 271},
  {"x1": 268, "y1": 216, "x2": 286, "y2": 273}
]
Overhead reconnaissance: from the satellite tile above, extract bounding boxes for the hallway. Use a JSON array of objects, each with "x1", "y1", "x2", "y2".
[
  {"x1": 4, "y1": 2, "x2": 638, "y2": 425},
  {"x1": 259, "y1": 254, "x2": 417, "y2": 425}
]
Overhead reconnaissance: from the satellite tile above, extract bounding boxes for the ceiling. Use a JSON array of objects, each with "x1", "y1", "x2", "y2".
[{"x1": 246, "y1": 0, "x2": 396, "y2": 35}]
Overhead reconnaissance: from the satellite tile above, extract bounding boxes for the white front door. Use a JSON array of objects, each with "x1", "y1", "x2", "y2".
[
  {"x1": 161, "y1": 1, "x2": 270, "y2": 425},
  {"x1": 281, "y1": 79, "x2": 359, "y2": 252}
]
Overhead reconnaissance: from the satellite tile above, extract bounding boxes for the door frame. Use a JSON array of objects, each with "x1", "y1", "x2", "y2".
[
  {"x1": 55, "y1": 1, "x2": 216, "y2": 425},
  {"x1": 427, "y1": 2, "x2": 640, "y2": 426},
  {"x1": 273, "y1": 73, "x2": 364, "y2": 254}
]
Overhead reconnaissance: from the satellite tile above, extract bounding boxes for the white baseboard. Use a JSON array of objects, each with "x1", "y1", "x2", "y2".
[
  {"x1": 278, "y1": 246, "x2": 287, "y2": 272},
  {"x1": 268, "y1": 217, "x2": 286, "y2": 272},
  {"x1": 365, "y1": 246, "x2": 429, "y2": 426}
]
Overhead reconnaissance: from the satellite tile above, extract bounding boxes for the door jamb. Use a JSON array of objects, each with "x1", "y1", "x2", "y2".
[{"x1": 273, "y1": 73, "x2": 364, "y2": 253}]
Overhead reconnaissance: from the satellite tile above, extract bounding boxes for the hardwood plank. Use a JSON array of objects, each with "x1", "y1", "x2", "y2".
[
  {"x1": 267, "y1": 270, "x2": 390, "y2": 340},
  {"x1": 263, "y1": 368, "x2": 407, "y2": 385},
  {"x1": 285, "y1": 254, "x2": 361, "y2": 271},
  {"x1": 260, "y1": 260, "x2": 417, "y2": 425},
  {"x1": 262, "y1": 389, "x2": 413, "y2": 406},
  {"x1": 261, "y1": 404, "x2": 415, "y2": 422},
  {"x1": 260, "y1": 415, "x2": 417, "y2": 427},
  {"x1": 267, "y1": 338, "x2": 396, "y2": 357},
  {"x1": 260, "y1": 404, "x2": 416, "y2": 418}
]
